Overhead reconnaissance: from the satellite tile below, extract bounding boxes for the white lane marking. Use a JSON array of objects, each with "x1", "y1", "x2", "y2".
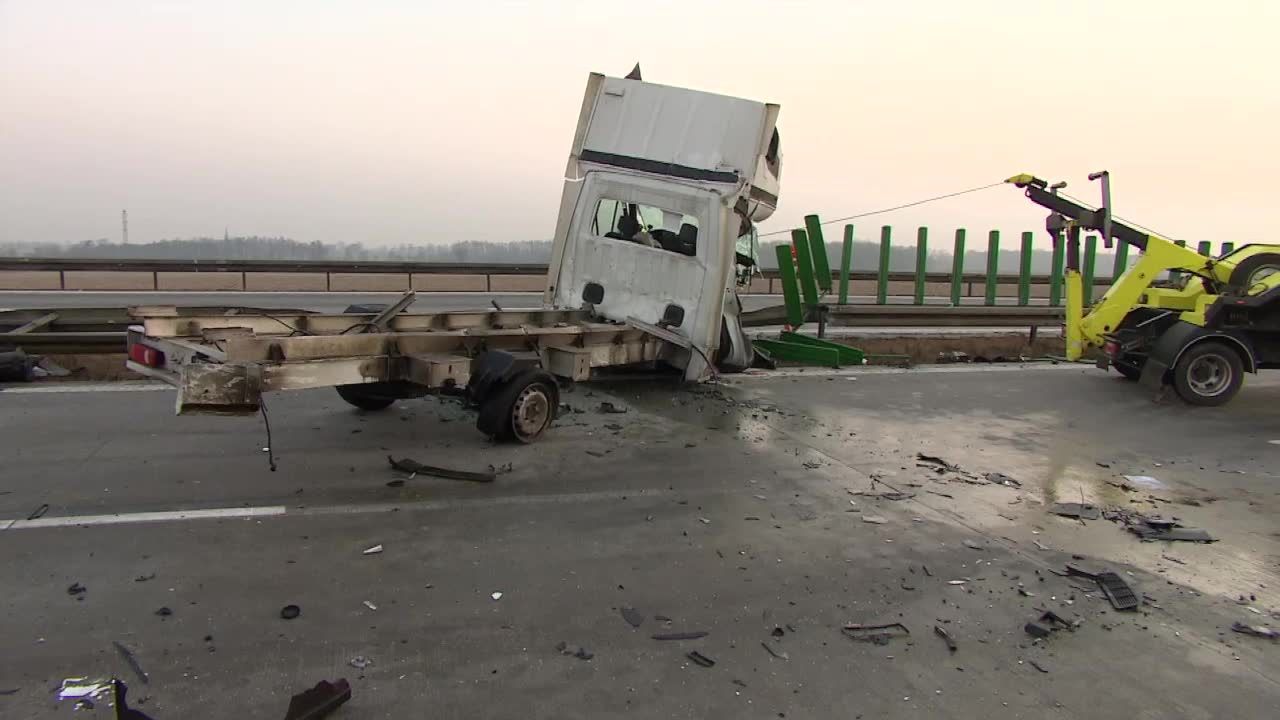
[
  {"x1": 1, "y1": 382, "x2": 171, "y2": 394},
  {"x1": 4, "y1": 505, "x2": 286, "y2": 530},
  {"x1": 727, "y1": 362, "x2": 1088, "y2": 380}
]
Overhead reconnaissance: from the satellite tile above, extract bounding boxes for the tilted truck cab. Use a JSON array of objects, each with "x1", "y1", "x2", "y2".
[{"x1": 545, "y1": 73, "x2": 781, "y2": 379}]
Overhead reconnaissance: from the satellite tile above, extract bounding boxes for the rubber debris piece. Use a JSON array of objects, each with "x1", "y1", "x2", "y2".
[
  {"x1": 1028, "y1": 659, "x2": 1051, "y2": 674},
  {"x1": 1024, "y1": 622, "x2": 1051, "y2": 639},
  {"x1": 111, "y1": 641, "x2": 149, "y2": 685},
  {"x1": 67, "y1": 582, "x2": 87, "y2": 597},
  {"x1": 1049, "y1": 503, "x2": 1100, "y2": 520},
  {"x1": 283, "y1": 679, "x2": 351, "y2": 720},
  {"x1": 652, "y1": 631, "x2": 709, "y2": 641},
  {"x1": 388, "y1": 456, "x2": 495, "y2": 483},
  {"x1": 1231, "y1": 622, "x2": 1279, "y2": 639},
  {"x1": 597, "y1": 401, "x2": 628, "y2": 414},
  {"x1": 842, "y1": 622, "x2": 910, "y2": 645},
  {"x1": 985, "y1": 472, "x2": 1021, "y2": 487},
  {"x1": 760, "y1": 642, "x2": 789, "y2": 660},
  {"x1": 620, "y1": 607, "x2": 644, "y2": 628},
  {"x1": 687, "y1": 651, "x2": 716, "y2": 667},
  {"x1": 113, "y1": 679, "x2": 157, "y2": 720},
  {"x1": 362, "y1": 544, "x2": 383, "y2": 555},
  {"x1": 27, "y1": 503, "x2": 49, "y2": 521},
  {"x1": 1095, "y1": 571, "x2": 1140, "y2": 611},
  {"x1": 555, "y1": 641, "x2": 594, "y2": 660},
  {"x1": 1128, "y1": 525, "x2": 1216, "y2": 543},
  {"x1": 934, "y1": 625, "x2": 957, "y2": 652},
  {"x1": 280, "y1": 604, "x2": 301, "y2": 620}
]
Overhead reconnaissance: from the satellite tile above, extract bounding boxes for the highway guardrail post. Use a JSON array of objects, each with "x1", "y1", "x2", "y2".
[
  {"x1": 984, "y1": 230, "x2": 999, "y2": 306},
  {"x1": 804, "y1": 215, "x2": 832, "y2": 292},
  {"x1": 1018, "y1": 231, "x2": 1033, "y2": 306},
  {"x1": 876, "y1": 226, "x2": 892, "y2": 305},
  {"x1": 792, "y1": 229, "x2": 820, "y2": 308},
  {"x1": 914, "y1": 227, "x2": 928, "y2": 305},
  {"x1": 950, "y1": 229, "x2": 965, "y2": 306},
  {"x1": 838, "y1": 225, "x2": 853, "y2": 305}
]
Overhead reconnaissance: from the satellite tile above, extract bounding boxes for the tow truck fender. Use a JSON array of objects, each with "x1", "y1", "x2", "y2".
[{"x1": 1139, "y1": 320, "x2": 1257, "y2": 390}]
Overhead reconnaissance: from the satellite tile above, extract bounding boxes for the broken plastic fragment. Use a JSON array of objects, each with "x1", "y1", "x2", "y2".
[
  {"x1": 362, "y1": 544, "x2": 383, "y2": 555},
  {"x1": 348, "y1": 656, "x2": 371, "y2": 670},
  {"x1": 57, "y1": 677, "x2": 113, "y2": 701},
  {"x1": 491, "y1": 592, "x2": 503, "y2": 601},
  {"x1": 362, "y1": 600, "x2": 377, "y2": 611}
]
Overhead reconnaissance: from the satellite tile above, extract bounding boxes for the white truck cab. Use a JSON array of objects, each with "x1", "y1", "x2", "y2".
[{"x1": 544, "y1": 72, "x2": 781, "y2": 379}]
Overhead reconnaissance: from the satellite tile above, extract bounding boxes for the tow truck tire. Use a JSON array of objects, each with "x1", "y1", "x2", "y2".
[
  {"x1": 1227, "y1": 253, "x2": 1280, "y2": 293},
  {"x1": 1172, "y1": 341, "x2": 1243, "y2": 406},
  {"x1": 476, "y1": 369, "x2": 559, "y2": 443},
  {"x1": 336, "y1": 384, "x2": 397, "y2": 411}
]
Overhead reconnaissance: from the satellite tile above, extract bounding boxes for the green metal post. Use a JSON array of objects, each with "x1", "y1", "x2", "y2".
[
  {"x1": 876, "y1": 226, "x2": 892, "y2": 305},
  {"x1": 984, "y1": 230, "x2": 999, "y2": 306},
  {"x1": 1171, "y1": 240, "x2": 1186, "y2": 284},
  {"x1": 1197, "y1": 241, "x2": 1211, "y2": 256},
  {"x1": 1112, "y1": 241, "x2": 1129, "y2": 283},
  {"x1": 1222, "y1": 242, "x2": 1235, "y2": 255},
  {"x1": 1082, "y1": 235, "x2": 1097, "y2": 306},
  {"x1": 838, "y1": 225, "x2": 853, "y2": 305},
  {"x1": 914, "y1": 227, "x2": 928, "y2": 305},
  {"x1": 804, "y1": 215, "x2": 832, "y2": 292},
  {"x1": 1049, "y1": 238, "x2": 1064, "y2": 306},
  {"x1": 791, "y1": 229, "x2": 820, "y2": 308},
  {"x1": 774, "y1": 244, "x2": 804, "y2": 328},
  {"x1": 1018, "y1": 231, "x2": 1033, "y2": 306},
  {"x1": 950, "y1": 229, "x2": 966, "y2": 306}
]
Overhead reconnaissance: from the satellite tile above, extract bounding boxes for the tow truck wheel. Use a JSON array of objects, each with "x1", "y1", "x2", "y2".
[
  {"x1": 336, "y1": 383, "x2": 397, "y2": 411},
  {"x1": 1172, "y1": 341, "x2": 1243, "y2": 406},
  {"x1": 477, "y1": 370, "x2": 559, "y2": 443}
]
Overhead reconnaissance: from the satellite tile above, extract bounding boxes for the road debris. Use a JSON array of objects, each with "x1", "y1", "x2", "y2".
[
  {"x1": 862, "y1": 515, "x2": 888, "y2": 524},
  {"x1": 1129, "y1": 525, "x2": 1216, "y2": 543},
  {"x1": 348, "y1": 656, "x2": 371, "y2": 670},
  {"x1": 283, "y1": 678, "x2": 351, "y2": 720},
  {"x1": 947, "y1": 580, "x2": 967, "y2": 585},
  {"x1": 66, "y1": 582, "x2": 86, "y2": 597},
  {"x1": 1095, "y1": 571, "x2": 1139, "y2": 611},
  {"x1": 362, "y1": 544, "x2": 383, "y2": 555},
  {"x1": 27, "y1": 503, "x2": 49, "y2": 521},
  {"x1": 112, "y1": 640, "x2": 149, "y2": 685},
  {"x1": 597, "y1": 401, "x2": 628, "y2": 414},
  {"x1": 1123, "y1": 475, "x2": 1166, "y2": 490},
  {"x1": 761, "y1": 642, "x2": 789, "y2": 660},
  {"x1": 687, "y1": 651, "x2": 716, "y2": 667},
  {"x1": 362, "y1": 600, "x2": 377, "y2": 611},
  {"x1": 652, "y1": 631, "x2": 709, "y2": 641},
  {"x1": 620, "y1": 607, "x2": 644, "y2": 628},
  {"x1": 985, "y1": 472, "x2": 1021, "y2": 487},
  {"x1": 1028, "y1": 659, "x2": 1051, "y2": 673},
  {"x1": 962, "y1": 540, "x2": 984, "y2": 550},
  {"x1": 1230, "y1": 622, "x2": 1278, "y2": 640},
  {"x1": 934, "y1": 625, "x2": 957, "y2": 652},
  {"x1": 57, "y1": 677, "x2": 113, "y2": 704},
  {"x1": 555, "y1": 641, "x2": 594, "y2": 660},
  {"x1": 134, "y1": 573, "x2": 156, "y2": 582},
  {"x1": 1033, "y1": 540, "x2": 1051, "y2": 551},
  {"x1": 491, "y1": 591, "x2": 503, "y2": 601},
  {"x1": 1049, "y1": 502, "x2": 1101, "y2": 520},
  {"x1": 388, "y1": 455, "x2": 495, "y2": 483},
  {"x1": 916, "y1": 453, "x2": 959, "y2": 472},
  {"x1": 280, "y1": 604, "x2": 301, "y2": 620},
  {"x1": 154, "y1": 606, "x2": 172, "y2": 617},
  {"x1": 842, "y1": 622, "x2": 910, "y2": 645}
]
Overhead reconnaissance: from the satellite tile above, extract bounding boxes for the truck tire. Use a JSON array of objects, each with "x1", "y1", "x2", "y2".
[
  {"x1": 476, "y1": 369, "x2": 559, "y2": 443},
  {"x1": 1227, "y1": 253, "x2": 1280, "y2": 294},
  {"x1": 336, "y1": 384, "x2": 398, "y2": 411},
  {"x1": 1172, "y1": 341, "x2": 1243, "y2": 406}
]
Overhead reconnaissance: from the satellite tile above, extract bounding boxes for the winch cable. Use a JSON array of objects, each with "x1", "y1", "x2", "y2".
[{"x1": 759, "y1": 181, "x2": 1006, "y2": 238}]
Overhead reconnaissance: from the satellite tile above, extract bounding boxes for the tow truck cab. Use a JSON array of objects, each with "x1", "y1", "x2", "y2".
[{"x1": 544, "y1": 72, "x2": 781, "y2": 379}]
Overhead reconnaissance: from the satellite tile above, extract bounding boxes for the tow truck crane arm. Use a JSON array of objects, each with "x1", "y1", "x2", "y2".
[{"x1": 1005, "y1": 173, "x2": 1219, "y2": 360}]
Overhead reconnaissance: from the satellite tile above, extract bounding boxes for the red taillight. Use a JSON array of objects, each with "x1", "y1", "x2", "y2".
[
  {"x1": 128, "y1": 343, "x2": 163, "y2": 367},
  {"x1": 1104, "y1": 341, "x2": 1120, "y2": 357}
]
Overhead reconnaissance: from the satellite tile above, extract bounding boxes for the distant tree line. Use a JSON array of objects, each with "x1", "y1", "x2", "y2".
[{"x1": 0, "y1": 233, "x2": 1125, "y2": 276}]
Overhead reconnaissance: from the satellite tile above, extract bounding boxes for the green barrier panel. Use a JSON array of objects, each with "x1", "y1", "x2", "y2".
[
  {"x1": 774, "y1": 244, "x2": 804, "y2": 327},
  {"x1": 804, "y1": 215, "x2": 832, "y2": 292},
  {"x1": 876, "y1": 226, "x2": 892, "y2": 305},
  {"x1": 1082, "y1": 235, "x2": 1098, "y2": 306},
  {"x1": 1112, "y1": 241, "x2": 1129, "y2": 282},
  {"x1": 914, "y1": 227, "x2": 928, "y2": 305},
  {"x1": 838, "y1": 225, "x2": 854, "y2": 305},
  {"x1": 1197, "y1": 241, "x2": 1211, "y2": 256},
  {"x1": 950, "y1": 228, "x2": 966, "y2": 306},
  {"x1": 1018, "y1": 231, "x2": 1033, "y2": 306},
  {"x1": 753, "y1": 331, "x2": 866, "y2": 368},
  {"x1": 791, "y1": 229, "x2": 820, "y2": 308},
  {"x1": 1049, "y1": 237, "x2": 1064, "y2": 306},
  {"x1": 984, "y1": 230, "x2": 999, "y2": 306}
]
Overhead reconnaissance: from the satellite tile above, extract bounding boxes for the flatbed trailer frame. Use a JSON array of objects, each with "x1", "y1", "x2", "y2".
[{"x1": 126, "y1": 294, "x2": 677, "y2": 442}]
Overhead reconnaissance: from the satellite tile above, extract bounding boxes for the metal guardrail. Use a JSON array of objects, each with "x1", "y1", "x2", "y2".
[{"x1": 0, "y1": 258, "x2": 548, "y2": 275}]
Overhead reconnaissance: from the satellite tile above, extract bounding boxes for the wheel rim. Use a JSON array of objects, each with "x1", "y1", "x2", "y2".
[
  {"x1": 1247, "y1": 265, "x2": 1279, "y2": 289},
  {"x1": 511, "y1": 384, "x2": 551, "y2": 439},
  {"x1": 1186, "y1": 354, "x2": 1232, "y2": 397}
]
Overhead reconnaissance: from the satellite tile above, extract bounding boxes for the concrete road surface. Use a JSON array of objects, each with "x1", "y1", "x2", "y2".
[{"x1": 1, "y1": 365, "x2": 1277, "y2": 718}]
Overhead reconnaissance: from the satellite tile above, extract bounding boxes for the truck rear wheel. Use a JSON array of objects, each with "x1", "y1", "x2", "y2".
[
  {"x1": 1172, "y1": 341, "x2": 1243, "y2": 406},
  {"x1": 476, "y1": 370, "x2": 559, "y2": 443},
  {"x1": 336, "y1": 383, "x2": 398, "y2": 411}
]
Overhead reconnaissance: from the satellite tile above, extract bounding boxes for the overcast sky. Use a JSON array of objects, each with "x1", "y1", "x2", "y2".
[{"x1": 2, "y1": 1, "x2": 1276, "y2": 249}]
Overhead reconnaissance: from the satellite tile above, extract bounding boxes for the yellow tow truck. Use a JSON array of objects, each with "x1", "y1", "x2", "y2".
[{"x1": 1009, "y1": 172, "x2": 1280, "y2": 405}]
